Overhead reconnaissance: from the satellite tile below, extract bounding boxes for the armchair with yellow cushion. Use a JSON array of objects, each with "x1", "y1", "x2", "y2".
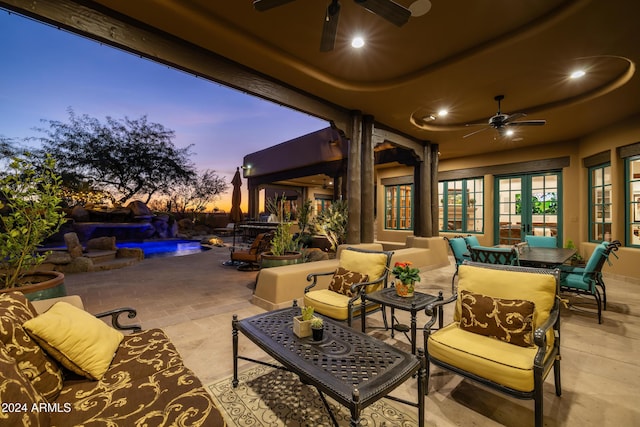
[
  {"x1": 303, "y1": 247, "x2": 393, "y2": 327},
  {"x1": 423, "y1": 261, "x2": 561, "y2": 427}
]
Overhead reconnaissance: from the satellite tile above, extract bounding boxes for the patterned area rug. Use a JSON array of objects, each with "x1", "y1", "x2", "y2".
[{"x1": 207, "y1": 365, "x2": 419, "y2": 426}]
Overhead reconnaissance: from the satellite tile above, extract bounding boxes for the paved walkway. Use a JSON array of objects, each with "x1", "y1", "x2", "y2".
[{"x1": 63, "y1": 243, "x2": 640, "y2": 426}]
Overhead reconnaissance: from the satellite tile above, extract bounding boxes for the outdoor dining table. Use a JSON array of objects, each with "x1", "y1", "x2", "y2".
[{"x1": 516, "y1": 247, "x2": 576, "y2": 268}]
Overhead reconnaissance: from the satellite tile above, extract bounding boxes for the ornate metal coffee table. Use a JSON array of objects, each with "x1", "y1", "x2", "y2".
[
  {"x1": 232, "y1": 305, "x2": 425, "y2": 427},
  {"x1": 363, "y1": 287, "x2": 443, "y2": 355}
]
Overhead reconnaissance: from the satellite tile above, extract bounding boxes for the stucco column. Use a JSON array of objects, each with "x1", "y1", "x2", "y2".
[
  {"x1": 361, "y1": 115, "x2": 375, "y2": 243},
  {"x1": 423, "y1": 143, "x2": 434, "y2": 236},
  {"x1": 431, "y1": 144, "x2": 440, "y2": 236},
  {"x1": 416, "y1": 143, "x2": 433, "y2": 236},
  {"x1": 347, "y1": 111, "x2": 362, "y2": 244},
  {"x1": 247, "y1": 183, "x2": 260, "y2": 220}
]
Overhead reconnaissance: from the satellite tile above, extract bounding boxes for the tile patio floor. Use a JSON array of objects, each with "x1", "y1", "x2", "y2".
[{"x1": 63, "y1": 242, "x2": 640, "y2": 426}]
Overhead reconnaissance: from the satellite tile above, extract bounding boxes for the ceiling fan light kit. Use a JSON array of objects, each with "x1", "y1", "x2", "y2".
[
  {"x1": 463, "y1": 95, "x2": 547, "y2": 139},
  {"x1": 253, "y1": 0, "x2": 412, "y2": 51}
]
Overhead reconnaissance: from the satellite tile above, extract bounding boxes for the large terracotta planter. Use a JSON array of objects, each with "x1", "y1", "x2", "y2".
[
  {"x1": 260, "y1": 251, "x2": 302, "y2": 269},
  {"x1": 0, "y1": 271, "x2": 66, "y2": 301}
]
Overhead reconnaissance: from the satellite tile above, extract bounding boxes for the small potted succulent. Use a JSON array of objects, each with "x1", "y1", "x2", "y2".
[
  {"x1": 293, "y1": 305, "x2": 314, "y2": 338},
  {"x1": 391, "y1": 261, "x2": 421, "y2": 297},
  {"x1": 310, "y1": 317, "x2": 324, "y2": 341}
]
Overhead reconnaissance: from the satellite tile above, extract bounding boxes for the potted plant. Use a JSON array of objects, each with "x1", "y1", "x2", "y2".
[
  {"x1": 0, "y1": 154, "x2": 66, "y2": 300},
  {"x1": 565, "y1": 239, "x2": 585, "y2": 266},
  {"x1": 260, "y1": 195, "x2": 303, "y2": 268},
  {"x1": 310, "y1": 316, "x2": 324, "y2": 341},
  {"x1": 312, "y1": 200, "x2": 348, "y2": 254},
  {"x1": 391, "y1": 261, "x2": 421, "y2": 297},
  {"x1": 293, "y1": 305, "x2": 314, "y2": 338}
]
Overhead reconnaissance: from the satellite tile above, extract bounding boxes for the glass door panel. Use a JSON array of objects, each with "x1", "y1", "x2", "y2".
[
  {"x1": 530, "y1": 174, "x2": 558, "y2": 238},
  {"x1": 495, "y1": 172, "x2": 562, "y2": 246},
  {"x1": 497, "y1": 177, "x2": 522, "y2": 245}
]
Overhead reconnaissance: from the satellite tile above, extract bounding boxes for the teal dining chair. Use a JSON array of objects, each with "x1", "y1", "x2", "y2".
[
  {"x1": 525, "y1": 235, "x2": 557, "y2": 248},
  {"x1": 444, "y1": 236, "x2": 470, "y2": 292},
  {"x1": 560, "y1": 240, "x2": 620, "y2": 323},
  {"x1": 463, "y1": 235, "x2": 480, "y2": 249},
  {"x1": 469, "y1": 245, "x2": 520, "y2": 266}
]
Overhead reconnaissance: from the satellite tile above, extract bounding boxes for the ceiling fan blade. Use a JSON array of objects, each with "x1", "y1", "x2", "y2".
[
  {"x1": 320, "y1": 1, "x2": 341, "y2": 52},
  {"x1": 252, "y1": 0, "x2": 297, "y2": 12},
  {"x1": 503, "y1": 112, "x2": 526, "y2": 122},
  {"x1": 463, "y1": 126, "x2": 490, "y2": 139},
  {"x1": 354, "y1": 0, "x2": 411, "y2": 27},
  {"x1": 508, "y1": 120, "x2": 546, "y2": 127}
]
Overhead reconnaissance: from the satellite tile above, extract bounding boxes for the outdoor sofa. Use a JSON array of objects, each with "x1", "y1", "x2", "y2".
[{"x1": 0, "y1": 291, "x2": 224, "y2": 426}]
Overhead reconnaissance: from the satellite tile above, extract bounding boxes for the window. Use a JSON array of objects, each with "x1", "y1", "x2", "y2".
[
  {"x1": 588, "y1": 164, "x2": 612, "y2": 242},
  {"x1": 439, "y1": 178, "x2": 484, "y2": 233},
  {"x1": 314, "y1": 198, "x2": 332, "y2": 214},
  {"x1": 385, "y1": 184, "x2": 413, "y2": 230},
  {"x1": 627, "y1": 156, "x2": 640, "y2": 247}
]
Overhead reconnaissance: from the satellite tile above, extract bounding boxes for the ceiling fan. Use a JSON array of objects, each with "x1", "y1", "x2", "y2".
[
  {"x1": 463, "y1": 95, "x2": 547, "y2": 139},
  {"x1": 252, "y1": 0, "x2": 411, "y2": 52}
]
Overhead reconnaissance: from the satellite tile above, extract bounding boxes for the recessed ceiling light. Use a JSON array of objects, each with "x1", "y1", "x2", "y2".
[
  {"x1": 351, "y1": 37, "x2": 365, "y2": 48},
  {"x1": 570, "y1": 70, "x2": 586, "y2": 79},
  {"x1": 437, "y1": 109, "x2": 448, "y2": 117}
]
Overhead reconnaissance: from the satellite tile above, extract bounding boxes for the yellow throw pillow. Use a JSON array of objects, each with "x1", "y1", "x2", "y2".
[{"x1": 23, "y1": 302, "x2": 124, "y2": 380}]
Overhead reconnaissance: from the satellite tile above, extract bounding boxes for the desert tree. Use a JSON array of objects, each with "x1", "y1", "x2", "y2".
[
  {"x1": 32, "y1": 109, "x2": 196, "y2": 205},
  {"x1": 167, "y1": 169, "x2": 229, "y2": 213}
]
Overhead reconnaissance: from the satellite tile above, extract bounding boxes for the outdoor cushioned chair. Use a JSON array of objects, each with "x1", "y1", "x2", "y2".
[
  {"x1": 525, "y1": 235, "x2": 557, "y2": 248},
  {"x1": 423, "y1": 262, "x2": 561, "y2": 427},
  {"x1": 463, "y1": 234, "x2": 480, "y2": 249},
  {"x1": 230, "y1": 232, "x2": 273, "y2": 271},
  {"x1": 469, "y1": 245, "x2": 519, "y2": 266},
  {"x1": 303, "y1": 247, "x2": 393, "y2": 327},
  {"x1": 559, "y1": 240, "x2": 621, "y2": 323},
  {"x1": 444, "y1": 236, "x2": 470, "y2": 292}
]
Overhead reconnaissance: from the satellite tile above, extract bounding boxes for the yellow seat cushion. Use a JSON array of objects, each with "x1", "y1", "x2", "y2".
[
  {"x1": 428, "y1": 323, "x2": 554, "y2": 392},
  {"x1": 304, "y1": 290, "x2": 359, "y2": 320},
  {"x1": 23, "y1": 302, "x2": 124, "y2": 380},
  {"x1": 304, "y1": 289, "x2": 380, "y2": 321}
]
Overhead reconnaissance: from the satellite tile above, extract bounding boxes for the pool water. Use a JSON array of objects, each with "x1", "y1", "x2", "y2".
[{"x1": 117, "y1": 240, "x2": 208, "y2": 258}]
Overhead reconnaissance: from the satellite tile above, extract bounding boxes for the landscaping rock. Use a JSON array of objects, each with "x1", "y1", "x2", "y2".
[{"x1": 87, "y1": 236, "x2": 117, "y2": 251}]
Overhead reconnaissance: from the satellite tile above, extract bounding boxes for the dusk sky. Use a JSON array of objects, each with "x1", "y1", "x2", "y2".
[{"x1": 0, "y1": 10, "x2": 327, "y2": 211}]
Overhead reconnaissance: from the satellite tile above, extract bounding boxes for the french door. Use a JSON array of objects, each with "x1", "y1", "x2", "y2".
[{"x1": 495, "y1": 172, "x2": 562, "y2": 246}]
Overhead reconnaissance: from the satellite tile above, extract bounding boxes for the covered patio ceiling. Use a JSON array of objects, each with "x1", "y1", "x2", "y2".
[{"x1": 3, "y1": 0, "x2": 639, "y2": 160}]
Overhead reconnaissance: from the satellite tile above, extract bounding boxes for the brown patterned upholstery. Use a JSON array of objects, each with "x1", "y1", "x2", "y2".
[
  {"x1": 50, "y1": 329, "x2": 223, "y2": 427},
  {"x1": 0, "y1": 294, "x2": 225, "y2": 427},
  {"x1": 459, "y1": 290, "x2": 535, "y2": 348},
  {"x1": 0, "y1": 341, "x2": 49, "y2": 427},
  {"x1": 0, "y1": 292, "x2": 63, "y2": 401},
  {"x1": 328, "y1": 267, "x2": 369, "y2": 297}
]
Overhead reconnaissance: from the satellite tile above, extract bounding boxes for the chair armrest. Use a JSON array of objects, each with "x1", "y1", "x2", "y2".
[
  {"x1": 533, "y1": 305, "x2": 559, "y2": 348},
  {"x1": 423, "y1": 294, "x2": 457, "y2": 333},
  {"x1": 95, "y1": 308, "x2": 142, "y2": 332},
  {"x1": 304, "y1": 270, "x2": 335, "y2": 293}
]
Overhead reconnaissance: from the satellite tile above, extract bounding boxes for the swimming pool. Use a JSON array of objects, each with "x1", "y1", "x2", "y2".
[{"x1": 117, "y1": 239, "x2": 209, "y2": 258}]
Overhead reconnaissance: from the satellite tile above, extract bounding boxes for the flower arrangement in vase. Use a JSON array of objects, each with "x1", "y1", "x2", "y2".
[{"x1": 391, "y1": 261, "x2": 421, "y2": 297}]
